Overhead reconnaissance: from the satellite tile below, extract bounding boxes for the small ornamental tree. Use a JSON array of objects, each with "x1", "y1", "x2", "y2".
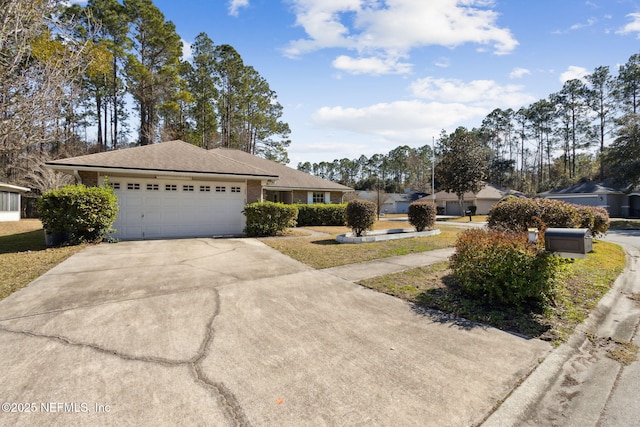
[
  {"x1": 37, "y1": 184, "x2": 119, "y2": 244},
  {"x1": 408, "y1": 200, "x2": 437, "y2": 232},
  {"x1": 345, "y1": 199, "x2": 377, "y2": 237}
]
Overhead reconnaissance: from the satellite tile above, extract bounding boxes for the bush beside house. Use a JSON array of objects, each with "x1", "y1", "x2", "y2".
[
  {"x1": 243, "y1": 201, "x2": 298, "y2": 237},
  {"x1": 37, "y1": 184, "x2": 118, "y2": 244},
  {"x1": 295, "y1": 203, "x2": 346, "y2": 226}
]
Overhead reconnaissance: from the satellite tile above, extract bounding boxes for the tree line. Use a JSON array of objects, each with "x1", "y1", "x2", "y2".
[
  {"x1": 299, "y1": 54, "x2": 640, "y2": 195},
  {"x1": 1, "y1": 0, "x2": 291, "y2": 192}
]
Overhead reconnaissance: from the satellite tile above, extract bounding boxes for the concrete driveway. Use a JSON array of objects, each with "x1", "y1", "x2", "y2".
[{"x1": 0, "y1": 239, "x2": 550, "y2": 426}]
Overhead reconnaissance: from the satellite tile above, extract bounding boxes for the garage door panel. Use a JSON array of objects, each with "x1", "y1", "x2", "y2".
[{"x1": 108, "y1": 178, "x2": 246, "y2": 239}]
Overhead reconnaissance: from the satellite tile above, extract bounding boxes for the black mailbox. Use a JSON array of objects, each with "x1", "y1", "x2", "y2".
[{"x1": 544, "y1": 228, "x2": 592, "y2": 259}]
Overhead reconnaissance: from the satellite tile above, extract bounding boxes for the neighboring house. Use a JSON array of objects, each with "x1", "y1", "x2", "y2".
[
  {"x1": 46, "y1": 140, "x2": 352, "y2": 239},
  {"x1": 356, "y1": 191, "x2": 429, "y2": 214},
  {"x1": 539, "y1": 179, "x2": 638, "y2": 218},
  {"x1": 0, "y1": 183, "x2": 30, "y2": 222},
  {"x1": 427, "y1": 183, "x2": 525, "y2": 216}
]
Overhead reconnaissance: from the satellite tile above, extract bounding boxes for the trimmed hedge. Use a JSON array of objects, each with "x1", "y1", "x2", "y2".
[
  {"x1": 243, "y1": 201, "x2": 298, "y2": 237},
  {"x1": 345, "y1": 199, "x2": 377, "y2": 237},
  {"x1": 37, "y1": 184, "x2": 119, "y2": 244},
  {"x1": 295, "y1": 203, "x2": 346, "y2": 226},
  {"x1": 450, "y1": 229, "x2": 560, "y2": 307},
  {"x1": 408, "y1": 200, "x2": 437, "y2": 231},
  {"x1": 488, "y1": 197, "x2": 609, "y2": 236}
]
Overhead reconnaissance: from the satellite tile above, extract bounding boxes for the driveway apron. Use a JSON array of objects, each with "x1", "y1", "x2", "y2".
[{"x1": 0, "y1": 239, "x2": 550, "y2": 426}]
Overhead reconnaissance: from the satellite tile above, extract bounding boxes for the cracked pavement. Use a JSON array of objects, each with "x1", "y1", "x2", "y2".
[{"x1": 0, "y1": 238, "x2": 550, "y2": 426}]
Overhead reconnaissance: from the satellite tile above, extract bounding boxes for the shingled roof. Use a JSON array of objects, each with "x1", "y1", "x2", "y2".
[
  {"x1": 210, "y1": 148, "x2": 353, "y2": 192},
  {"x1": 540, "y1": 179, "x2": 629, "y2": 195},
  {"x1": 46, "y1": 140, "x2": 277, "y2": 179}
]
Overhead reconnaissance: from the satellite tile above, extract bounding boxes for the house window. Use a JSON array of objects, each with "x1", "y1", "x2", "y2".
[
  {"x1": 0, "y1": 191, "x2": 19, "y2": 212},
  {"x1": 109, "y1": 182, "x2": 121, "y2": 190},
  {"x1": 127, "y1": 183, "x2": 140, "y2": 190},
  {"x1": 146, "y1": 183, "x2": 159, "y2": 191},
  {"x1": 231, "y1": 186, "x2": 241, "y2": 193},
  {"x1": 165, "y1": 184, "x2": 177, "y2": 191},
  {"x1": 183, "y1": 185, "x2": 194, "y2": 192},
  {"x1": 200, "y1": 185, "x2": 211, "y2": 192},
  {"x1": 312, "y1": 192, "x2": 325, "y2": 203},
  {"x1": 215, "y1": 186, "x2": 226, "y2": 192}
]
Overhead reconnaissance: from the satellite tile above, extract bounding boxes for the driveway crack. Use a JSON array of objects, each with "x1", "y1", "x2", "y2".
[
  {"x1": 0, "y1": 287, "x2": 251, "y2": 426},
  {"x1": 190, "y1": 288, "x2": 252, "y2": 426}
]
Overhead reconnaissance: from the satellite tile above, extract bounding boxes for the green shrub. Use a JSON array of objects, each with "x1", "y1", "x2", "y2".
[
  {"x1": 345, "y1": 199, "x2": 377, "y2": 237},
  {"x1": 488, "y1": 197, "x2": 610, "y2": 236},
  {"x1": 488, "y1": 197, "x2": 581, "y2": 232},
  {"x1": 243, "y1": 201, "x2": 298, "y2": 237},
  {"x1": 408, "y1": 200, "x2": 437, "y2": 232},
  {"x1": 295, "y1": 203, "x2": 346, "y2": 226},
  {"x1": 450, "y1": 229, "x2": 560, "y2": 307},
  {"x1": 590, "y1": 206, "x2": 610, "y2": 236},
  {"x1": 37, "y1": 184, "x2": 119, "y2": 244}
]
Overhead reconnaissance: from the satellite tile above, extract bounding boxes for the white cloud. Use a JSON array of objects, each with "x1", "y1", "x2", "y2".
[
  {"x1": 312, "y1": 100, "x2": 486, "y2": 141},
  {"x1": 559, "y1": 65, "x2": 590, "y2": 83},
  {"x1": 229, "y1": 0, "x2": 249, "y2": 17},
  {"x1": 332, "y1": 55, "x2": 413, "y2": 75},
  {"x1": 181, "y1": 39, "x2": 192, "y2": 60},
  {"x1": 409, "y1": 76, "x2": 534, "y2": 108},
  {"x1": 284, "y1": 0, "x2": 518, "y2": 75},
  {"x1": 509, "y1": 67, "x2": 531, "y2": 79},
  {"x1": 617, "y1": 12, "x2": 640, "y2": 37}
]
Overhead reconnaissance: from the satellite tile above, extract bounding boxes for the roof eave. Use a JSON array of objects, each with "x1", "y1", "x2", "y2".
[
  {"x1": 265, "y1": 185, "x2": 353, "y2": 192},
  {"x1": 45, "y1": 164, "x2": 278, "y2": 181}
]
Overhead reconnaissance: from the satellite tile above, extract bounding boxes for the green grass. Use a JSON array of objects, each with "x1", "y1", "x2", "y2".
[
  {"x1": 261, "y1": 222, "x2": 461, "y2": 269},
  {"x1": 0, "y1": 219, "x2": 86, "y2": 301},
  {"x1": 359, "y1": 240, "x2": 626, "y2": 345}
]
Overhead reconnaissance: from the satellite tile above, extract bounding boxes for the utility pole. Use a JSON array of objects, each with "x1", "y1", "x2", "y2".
[{"x1": 432, "y1": 136, "x2": 436, "y2": 203}]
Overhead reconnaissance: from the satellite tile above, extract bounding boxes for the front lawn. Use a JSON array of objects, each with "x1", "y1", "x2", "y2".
[
  {"x1": 260, "y1": 222, "x2": 461, "y2": 269},
  {"x1": 0, "y1": 219, "x2": 86, "y2": 301},
  {"x1": 359, "y1": 240, "x2": 626, "y2": 345}
]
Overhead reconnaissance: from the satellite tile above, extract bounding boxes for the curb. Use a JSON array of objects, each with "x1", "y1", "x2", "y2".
[{"x1": 482, "y1": 242, "x2": 640, "y2": 426}]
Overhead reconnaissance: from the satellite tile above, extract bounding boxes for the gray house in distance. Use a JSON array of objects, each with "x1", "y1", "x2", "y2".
[{"x1": 539, "y1": 179, "x2": 639, "y2": 218}]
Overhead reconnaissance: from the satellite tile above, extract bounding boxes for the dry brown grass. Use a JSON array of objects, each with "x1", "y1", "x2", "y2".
[
  {"x1": 260, "y1": 222, "x2": 461, "y2": 269},
  {"x1": 0, "y1": 219, "x2": 86, "y2": 300}
]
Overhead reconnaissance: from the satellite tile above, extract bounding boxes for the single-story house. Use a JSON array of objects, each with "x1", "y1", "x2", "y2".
[
  {"x1": 539, "y1": 179, "x2": 638, "y2": 218},
  {"x1": 0, "y1": 183, "x2": 30, "y2": 222},
  {"x1": 426, "y1": 183, "x2": 526, "y2": 216},
  {"x1": 355, "y1": 191, "x2": 429, "y2": 214},
  {"x1": 46, "y1": 140, "x2": 352, "y2": 239}
]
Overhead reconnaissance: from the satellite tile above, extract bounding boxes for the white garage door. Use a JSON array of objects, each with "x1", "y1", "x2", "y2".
[{"x1": 105, "y1": 177, "x2": 246, "y2": 239}]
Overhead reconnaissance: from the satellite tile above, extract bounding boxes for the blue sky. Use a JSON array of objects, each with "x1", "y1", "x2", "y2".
[{"x1": 81, "y1": 0, "x2": 640, "y2": 166}]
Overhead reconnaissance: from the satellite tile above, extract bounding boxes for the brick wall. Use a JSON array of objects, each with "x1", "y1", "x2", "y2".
[
  {"x1": 78, "y1": 171, "x2": 98, "y2": 186},
  {"x1": 246, "y1": 180, "x2": 263, "y2": 203}
]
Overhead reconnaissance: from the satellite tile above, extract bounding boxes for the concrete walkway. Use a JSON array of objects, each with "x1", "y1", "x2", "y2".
[
  {"x1": 323, "y1": 248, "x2": 454, "y2": 281},
  {"x1": 0, "y1": 238, "x2": 551, "y2": 426}
]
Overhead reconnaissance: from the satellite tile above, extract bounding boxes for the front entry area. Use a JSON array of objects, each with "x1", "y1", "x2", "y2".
[{"x1": 101, "y1": 177, "x2": 246, "y2": 239}]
